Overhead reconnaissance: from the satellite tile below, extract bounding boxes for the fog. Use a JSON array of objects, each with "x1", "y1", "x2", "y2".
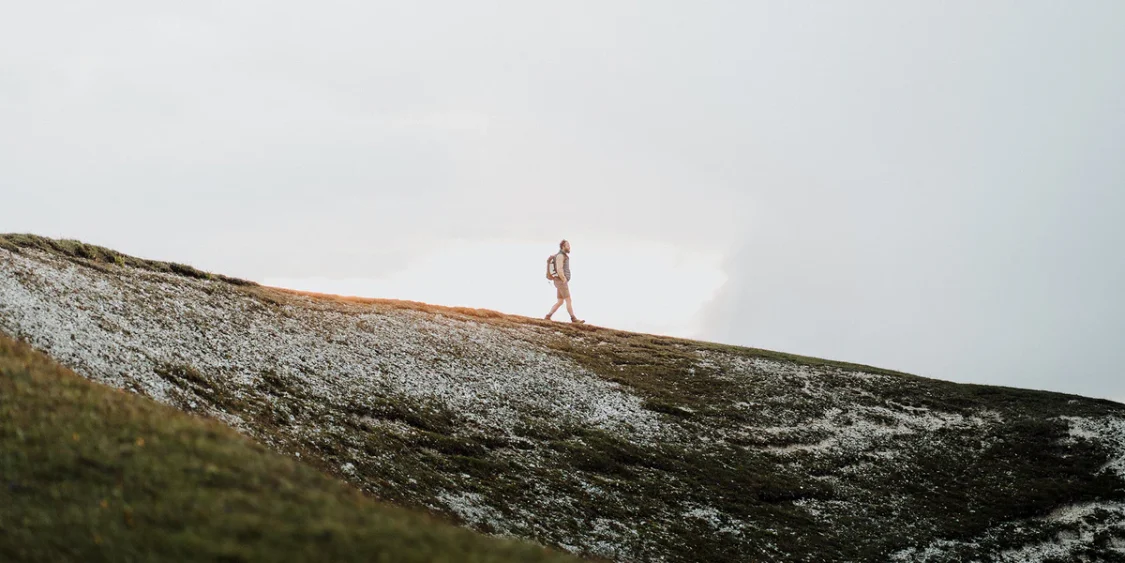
[{"x1": 2, "y1": 1, "x2": 1122, "y2": 399}]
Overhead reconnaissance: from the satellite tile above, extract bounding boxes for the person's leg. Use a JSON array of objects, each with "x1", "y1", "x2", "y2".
[
  {"x1": 565, "y1": 297, "x2": 580, "y2": 321},
  {"x1": 546, "y1": 298, "x2": 564, "y2": 319}
]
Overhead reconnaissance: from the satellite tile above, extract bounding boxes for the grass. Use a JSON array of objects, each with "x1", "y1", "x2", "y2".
[
  {"x1": 0, "y1": 335, "x2": 580, "y2": 563},
  {"x1": 0, "y1": 233, "x2": 254, "y2": 286},
  {"x1": 537, "y1": 328, "x2": 1125, "y2": 560},
  {"x1": 7, "y1": 234, "x2": 1125, "y2": 561}
]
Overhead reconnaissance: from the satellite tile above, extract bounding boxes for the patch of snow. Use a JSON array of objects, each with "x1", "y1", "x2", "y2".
[
  {"x1": 889, "y1": 538, "x2": 977, "y2": 562},
  {"x1": 893, "y1": 502, "x2": 1125, "y2": 563},
  {"x1": 0, "y1": 249, "x2": 661, "y2": 440},
  {"x1": 683, "y1": 505, "x2": 723, "y2": 528},
  {"x1": 437, "y1": 491, "x2": 511, "y2": 534},
  {"x1": 1063, "y1": 416, "x2": 1125, "y2": 480},
  {"x1": 759, "y1": 405, "x2": 994, "y2": 456}
]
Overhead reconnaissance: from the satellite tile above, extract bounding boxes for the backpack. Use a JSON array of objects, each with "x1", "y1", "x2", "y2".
[{"x1": 546, "y1": 253, "x2": 559, "y2": 280}]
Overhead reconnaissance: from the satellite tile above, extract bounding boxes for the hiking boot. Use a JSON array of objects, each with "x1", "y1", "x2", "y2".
[
  {"x1": 570, "y1": 318, "x2": 586, "y2": 324},
  {"x1": 544, "y1": 314, "x2": 553, "y2": 321}
]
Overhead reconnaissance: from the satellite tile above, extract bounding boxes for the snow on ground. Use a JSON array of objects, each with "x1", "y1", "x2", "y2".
[
  {"x1": 1065, "y1": 416, "x2": 1125, "y2": 480},
  {"x1": 888, "y1": 416, "x2": 1125, "y2": 562},
  {"x1": 757, "y1": 404, "x2": 999, "y2": 456},
  {"x1": 715, "y1": 355, "x2": 1003, "y2": 456},
  {"x1": 0, "y1": 248, "x2": 681, "y2": 558},
  {"x1": 994, "y1": 503, "x2": 1125, "y2": 562},
  {"x1": 0, "y1": 248, "x2": 660, "y2": 440},
  {"x1": 5, "y1": 245, "x2": 1125, "y2": 562},
  {"x1": 990, "y1": 417, "x2": 1125, "y2": 562},
  {"x1": 436, "y1": 491, "x2": 511, "y2": 535},
  {"x1": 890, "y1": 501, "x2": 1125, "y2": 563}
]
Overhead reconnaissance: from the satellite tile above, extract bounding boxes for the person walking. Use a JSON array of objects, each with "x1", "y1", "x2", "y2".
[{"x1": 545, "y1": 239, "x2": 585, "y2": 324}]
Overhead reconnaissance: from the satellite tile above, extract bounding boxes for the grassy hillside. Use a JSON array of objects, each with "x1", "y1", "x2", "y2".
[
  {"x1": 3, "y1": 234, "x2": 1125, "y2": 562},
  {"x1": 0, "y1": 333, "x2": 578, "y2": 563}
]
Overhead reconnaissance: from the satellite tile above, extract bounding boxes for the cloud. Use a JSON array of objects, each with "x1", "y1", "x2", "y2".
[
  {"x1": 265, "y1": 239, "x2": 727, "y2": 338},
  {"x1": 2, "y1": 1, "x2": 1123, "y2": 400}
]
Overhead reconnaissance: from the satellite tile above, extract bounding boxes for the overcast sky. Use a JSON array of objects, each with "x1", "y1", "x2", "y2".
[{"x1": 2, "y1": 2, "x2": 1123, "y2": 401}]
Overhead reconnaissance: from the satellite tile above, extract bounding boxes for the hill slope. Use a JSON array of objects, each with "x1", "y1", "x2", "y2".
[
  {"x1": 0, "y1": 331, "x2": 576, "y2": 563},
  {"x1": 2, "y1": 234, "x2": 1125, "y2": 562}
]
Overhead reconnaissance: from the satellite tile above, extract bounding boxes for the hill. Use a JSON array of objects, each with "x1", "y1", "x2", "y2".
[
  {"x1": 0, "y1": 330, "x2": 576, "y2": 562},
  {"x1": 2, "y1": 234, "x2": 1125, "y2": 562}
]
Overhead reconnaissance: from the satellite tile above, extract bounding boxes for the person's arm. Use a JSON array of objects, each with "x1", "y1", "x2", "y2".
[{"x1": 555, "y1": 254, "x2": 567, "y2": 283}]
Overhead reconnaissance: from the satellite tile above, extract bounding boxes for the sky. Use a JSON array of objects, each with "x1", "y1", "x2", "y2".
[{"x1": 1, "y1": 2, "x2": 1123, "y2": 401}]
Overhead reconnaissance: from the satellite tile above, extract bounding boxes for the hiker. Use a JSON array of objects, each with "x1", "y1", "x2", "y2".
[{"x1": 545, "y1": 239, "x2": 585, "y2": 324}]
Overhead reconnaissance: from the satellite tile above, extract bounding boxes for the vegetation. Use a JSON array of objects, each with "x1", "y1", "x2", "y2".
[
  {"x1": 5, "y1": 234, "x2": 1125, "y2": 561},
  {"x1": 0, "y1": 335, "x2": 579, "y2": 563},
  {"x1": 538, "y1": 330, "x2": 1125, "y2": 560},
  {"x1": 0, "y1": 233, "x2": 253, "y2": 286}
]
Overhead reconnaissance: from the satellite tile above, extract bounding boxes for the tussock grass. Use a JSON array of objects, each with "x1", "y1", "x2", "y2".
[
  {"x1": 0, "y1": 334, "x2": 579, "y2": 563},
  {"x1": 0, "y1": 233, "x2": 254, "y2": 286},
  {"x1": 543, "y1": 329, "x2": 1125, "y2": 560},
  {"x1": 7, "y1": 235, "x2": 1125, "y2": 561}
]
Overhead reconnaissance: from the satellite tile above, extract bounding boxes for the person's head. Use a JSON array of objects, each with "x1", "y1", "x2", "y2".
[{"x1": 560, "y1": 239, "x2": 571, "y2": 254}]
